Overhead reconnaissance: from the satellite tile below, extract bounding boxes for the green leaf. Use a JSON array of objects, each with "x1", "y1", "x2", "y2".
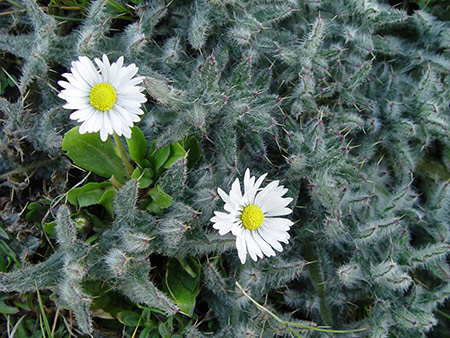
[
  {"x1": 139, "y1": 327, "x2": 152, "y2": 338},
  {"x1": 83, "y1": 210, "x2": 108, "y2": 230},
  {"x1": 158, "y1": 322, "x2": 170, "y2": 338},
  {"x1": 0, "y1": 240, "x2": 19, "y2": 267},
  {"x1": 0, "y1": 255, "x2": 10, "y2": 272},
  {"x1": 149, "y1": 140, "x2": 157, "y2": 154},
  {"x1": 163, "y1": 142, "x2": 187, "y2": 169},
  {"x1": 416, "y1": 157, "x2": 450, "y2": 182},
  {"x1": 67, "y1": 182, "x2": 116, "y2": 214},
  {"x1": 25, "y1": 202, "x2": 49, "y2": 222},
  {"x1": 43, "y1": 222, "x2": 56, "y2": 236},
  {"x1": 143, "y1": 167, "x2": 155, "y2": 178},
  {"x1": 163, "y1": 257, "x2": 201, "y2": 316},
  {"x1": 0, "y1": 300, "x2": 19, "y2": 314},
  {"x1": 184, "y1": 136, "x2": 201, "y2": 169},
  {"x1": 146, "y1": 201, "x2": 163, "y2": 214},
  {"x1": 117, "y1": 311, "x2": 141, "y2": 327},
  {"x1": 139, "y1": 177, "x2": 153, "y2": 189},
  {"x1": 0, "y1": 225, "x2": 9, "y2": 240},
  {"x1": 131, "y1": 168, "x2": 153, "y2": 188},
  {"x1": 141, "y1": 158, "x2": 151, "y2": 167},
  {"x1": 149, "y1": 145, "x2": 171, "y2": 173},
  {"x1": 88, "y1": 281, "x2": 135, "y2": 318},
  {"x1": 86, "y1": 233, "x2": 100, "y2": 245},
  {"x1": 137, "y1": 305, "x2": 168, "y2": 316},
  {"x1": 177, "y1": 258, "x2": 198, "y2": 279},
  {"x1": 7, "y1": 74, "x2": 17, "y2": 87},
  {"x1": 97, "y1": 189, "x2": 116, "y2": 214},
  {"x1": 62, "y1": 127, "x2": 129, "y2": 183},
  {"x1": 127, "y1": 126, "x2": 148, "y2": 164},
  {"x1": 148, "y1": 185, "x2": 173, "y2": 209},
  {"x1": 131, "y1": 167, "x2": 142, "y2": 179}
]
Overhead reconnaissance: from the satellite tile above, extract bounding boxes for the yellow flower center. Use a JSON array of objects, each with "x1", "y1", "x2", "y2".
[
  {"x1": 89, "y1": 83, "x2": 117, "y2": 111},
  {"x1": 240, "y1": 204, "x2": 264, "y2": 230}
]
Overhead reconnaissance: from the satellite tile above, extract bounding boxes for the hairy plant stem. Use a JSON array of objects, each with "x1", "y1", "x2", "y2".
[
  {"x1": 113, "y1": 133, "x2": 134, "y2": 175},
  {"x1": 303, "y1": 241, "x2": 334, "y2": 327}
]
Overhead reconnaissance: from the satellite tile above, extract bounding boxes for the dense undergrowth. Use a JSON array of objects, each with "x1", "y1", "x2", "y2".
[{"x1": 0, "y1": 0, "x2": 450, "y2": 337}]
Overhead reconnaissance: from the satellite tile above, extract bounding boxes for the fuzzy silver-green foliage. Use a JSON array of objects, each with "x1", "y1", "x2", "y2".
[{"x1": 1, "y1": 0, "x2": 450, "y2": 336}]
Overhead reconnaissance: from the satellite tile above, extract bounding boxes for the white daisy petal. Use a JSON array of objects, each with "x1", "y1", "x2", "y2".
[
  {"x1": 116, "y1": 56, "x2": 124, "y2": 69},
  {"x1": 263, "y1": 217, "x2": 294, "y2": 231},
  {"x1": 120, "y1": 64, "x2": 139, "y2": 81},
  {"x1": 103, "y1": 112, "x2": 113, "y2": 135},
  {"x1": 79, "y1": 121, "x2": 89, "y2": 134},
  {"x1": 216, "y1": 220, "x2": 237, "y2": 235},
  {"x1": 236, "y1": 235, "x2": 247, "y2": 264},
  {"x1": 211, "y1": 211, "x2": 232, "y2": 222},
  {"x1": 247, "y1": 172, "x2": 267, "y2": 204},
  {"x1": 100, "y1": 127, "x2": 108, "y2": 142},
  {"x1": 86, "y1": 111, "x2": 102, "y2": 132},
  {"x1": 58, "y1": 55, "x2": 147, "y2": 141},
  {"x1": 109, "y1": 58, "x2": 121, "y2": 81},
  {"x1": 245, "y1": 231, "x2": 261, "y2": 261},
  {"x1": 111, "y1": 64, "x2": 138, "y2": 87},
  {"x1": 210, "y1": 169, "x2": 294, "y2": 264},
  {"x1": 63, "y1": 101, "x2": 91, "y2": 110},
  {"x1": 260, "y1": 196, "x2": 293, "y2": 214},
  {"x1": 122, "y1": 76, "x2": 144, "y2": 87},
  {"x1": 129, "y1": 113, "x2": 142, "y2": 123},
  {"x1": 58, "y1": 80, "x2": 88, "y2": 92},
  {"x1": 255, "y1": 181, "x2": 279, "y2": 206},
  {"x1": 116, "y1": 84, "x2": 143, "y2": 94},
  {"x1": 61, "y1": 74, "x2": 90, "y2": 92},
  {"x1": 261, "y1": 225, "x2": 290, "y2": 243},
  {"x1": 258, "y1": 227, "x2": 284, "y2": 252},
  {"x1": 134, "y1": 108, "x2": 145, "y2": 116},
  {"x1": 121, "y1": 126, "x2": 132, "y2": 138},
  {"x1": 231, "y1": 223, "x2": 245, "y2": 236},
  {"x1": 229, "y1": 177, "x2": 243, "y2": 203},
  {"x1": 231, "y1": 222, "x2": 243, "y2": 236},
  {"x1": 79, "y1": 56, "x2": 100, "y2": 85},
  {"x1": 102, "y1": 55, "x2": 111, "y2": 78},
  {"x1": 70, "y1": 108, "x2": 94, "y2": 121},
  {"x1": 60, "y1": 88, "x2": 89, "y2": 98},
  {"x1": 94, "y1": 54, "x2": 111, "y2": 82},
  {"x1": 252, "y1": 231, "x2": 275, "y2": 257},
  {"x1": 114, "y1": 105, "x2": 136, "y2": 126},
  {"x1": 243, "y1": 169, "x2": 255, "y2": 195},
  {"x1": 70, "y1": 65, "x2": 89, "y2": 87},
  {"x1": 109, "y1": 109, "x2": 126, "y2": 135},
  {"x1": 116, "y1": 97, "x2": 144, "y2": 108},
  {"x1": 265, "y1": 207, "x2": 293, "y2": 217},
  {"x1": 217, "y1": 188, "x2": 235, "y2": 208}
]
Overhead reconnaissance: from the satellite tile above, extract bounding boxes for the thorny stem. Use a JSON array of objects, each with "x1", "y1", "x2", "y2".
[
  {"x1": 236, "y1": 281, "x2": 369, "y2": 335},
  {"x1": 113, "y1": 133, "x2": 134, "y2": 175}
]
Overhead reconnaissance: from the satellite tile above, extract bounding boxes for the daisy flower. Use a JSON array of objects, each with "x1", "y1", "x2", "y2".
[
  {"x1": 58, "y1": 55, "x2": 147, "y2": 142},
  {"x1": 211, "y1": 169, "x2": 294, "y2": 264}
]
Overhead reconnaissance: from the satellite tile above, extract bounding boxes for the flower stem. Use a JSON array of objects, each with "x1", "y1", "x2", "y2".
[
  {"x1": 236, "y1": 281, "x2": 369, "y2": 334},
  {"x1": 113, "y1": 133, "x2": 134, "y2": 175},
  {"x1": 109, "y1": 175, "x2": 122, "y2": 189}
]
